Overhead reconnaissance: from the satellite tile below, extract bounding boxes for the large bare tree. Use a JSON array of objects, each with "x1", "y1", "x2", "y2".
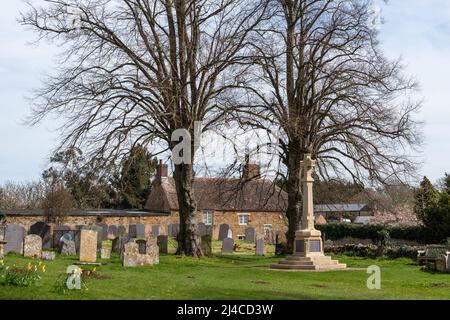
[
  {"x1": 242, "y1": 0, "x2": 422, "y2": 251},
  {"x1": 20, "y1": 0, "x2": 269, "y2": 256}
]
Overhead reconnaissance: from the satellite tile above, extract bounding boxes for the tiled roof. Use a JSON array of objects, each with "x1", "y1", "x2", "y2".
[
  {"x1": 0, "y1": 209, "x2": 167, "y2": 217},
  {"x1": 145, "y1": 177, "x2": 288, "y2": 213},
  {"x1": 314, "y1": 204, "x2": 370, "y2": 213}
]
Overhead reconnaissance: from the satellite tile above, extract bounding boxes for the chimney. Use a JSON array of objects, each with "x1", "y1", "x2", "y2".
[
  {"x1": 243, "y1": 155, "x2": 261, "y2": 180},
  {"x1": 156, "y1": 160, "x2": 168, "y2": 183}
]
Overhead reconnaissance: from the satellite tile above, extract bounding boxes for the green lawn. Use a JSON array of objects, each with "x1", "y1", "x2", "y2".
[{"x1": 1, "y1": 246, "x2": 449, "y2": 300}]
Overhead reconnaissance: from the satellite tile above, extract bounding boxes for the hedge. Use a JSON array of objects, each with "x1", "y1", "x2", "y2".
[{"x1": 316, "y1": 223, "x2": 438, "y2": 244}]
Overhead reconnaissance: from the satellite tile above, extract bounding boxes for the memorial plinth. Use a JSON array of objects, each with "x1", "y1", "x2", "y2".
[{"x1": 271, "y1": 154, "x2": 346, "y2": 271}]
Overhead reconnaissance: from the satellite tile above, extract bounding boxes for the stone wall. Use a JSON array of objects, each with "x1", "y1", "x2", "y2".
[{"x1": 4, "y1": 210, "x2": 288, "y2": 242}]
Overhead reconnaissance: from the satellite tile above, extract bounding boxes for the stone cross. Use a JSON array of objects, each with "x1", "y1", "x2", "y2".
[{"x1": 300, "y1": 154, "x2": 316, "y2": 231}]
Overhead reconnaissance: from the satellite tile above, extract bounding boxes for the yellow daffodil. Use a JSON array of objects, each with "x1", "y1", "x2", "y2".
[
  {"x1": 34, "y1": 265, "x2": 38, "y2": 272},
  {"x1": 27, "y1": 262, "x2": 32, "y2": 271},
  {"x1": 38, "y1": 261, "x2": 43, "y2": 266},
  {"x1": 92, "y1": 267, "x2": 97, "y2": 273},
  {"x1": 42, "y1": 265, "x2": 46, "y2": 273}
]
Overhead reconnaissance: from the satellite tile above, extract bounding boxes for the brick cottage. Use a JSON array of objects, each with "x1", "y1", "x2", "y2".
[{"x1": 0, "y1": 161, "x2": 288, "y2": 243}]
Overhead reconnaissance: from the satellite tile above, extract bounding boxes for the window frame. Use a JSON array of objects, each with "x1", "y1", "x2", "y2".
[
  {"x1": 238, "y1": 213, "x2": 250, "y2": 226},
  {"x1": 203, "y1": 210, "x2": 213, "y2": 226}
]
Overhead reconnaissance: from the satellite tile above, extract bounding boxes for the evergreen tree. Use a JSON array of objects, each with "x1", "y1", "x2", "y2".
[
  {"x1": 117, "y1": 145, "x2": 157, "y2": 209},
  {"x1": 414, "y1": 176, "x2": 440, "y2": 221}
]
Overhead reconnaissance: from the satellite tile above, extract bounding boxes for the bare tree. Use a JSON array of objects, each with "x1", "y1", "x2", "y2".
[
  {"x1": 242, "y1": 0, "x2": 422, "y2": 251},
  {"x1": 20, "y1": 0, "x2": 269, "y2": 256}
]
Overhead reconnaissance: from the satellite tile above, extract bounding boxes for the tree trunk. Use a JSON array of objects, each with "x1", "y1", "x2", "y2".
[
  {"x1": 284, "y1": 145, "x2": 303, "y2": 254},
  {"x1": 173, "y1": 163, "x2": 203, "y2": 257}
]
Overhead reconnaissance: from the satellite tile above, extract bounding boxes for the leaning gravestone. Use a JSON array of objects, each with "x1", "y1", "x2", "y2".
[
  {"x1": 53, "y1": 225, "x2": 71, "y2": 251},
  {"x1": 168, "y1": 224, "x2": 180, "y2": 237},
  {"x1": 151, "y1": 225, "x2": 160, "y2": 236},
  {"x1": 256, "y1": 238, "x2": 265, "y2": 256},
  {"x1": 23, "y1": 234, "x2": 42, "y2": 258},
  {"x1": 29, "y1": 222, "x2": 52, "y2": 249},
  {"x1": 201, "y1": 235, "x2": 212, "y2": 257},
  {"x1": 218, "y1": 224, "x2": 230, "y2": 241},
  {"x1": 79, "y1": 229, "x2": 98, "y2": 263},
  {"x1": 129, "y1": 224, "x2": 146, "y2": 238},
  {"x1": 222, "y1": 237, "x2": 234, "y2": 254},
  {"x1": 157, "y1": 235, "x2": 168, "y2": 254},
  {"x1": 5, "y1": 224, "x2": 25, "y2": 254},
  {"x1": 245, "y1": 227, "x2": 256, "y2": 243},
  {"x1": 61, "y1": 240, "x2": 77, "y2": 255},
  {"x1": 97, "y1": 223, "x2": 109, "y2": 241}
]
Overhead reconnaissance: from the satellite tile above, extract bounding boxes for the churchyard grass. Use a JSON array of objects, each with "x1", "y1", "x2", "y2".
[{"x1": 1, "y1": 248, "x2": 449, "y2": 300}]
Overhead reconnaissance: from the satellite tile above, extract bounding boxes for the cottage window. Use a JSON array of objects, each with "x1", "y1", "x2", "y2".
[
  {"x1": 203, "y1": 211, "x2": 213, "y2": 226},
  {"x1": 264, "y1": 224, "x2": 272, "y2": 235},
  {"x1": 238, "y1": 214, "x2": 249, "y2": 226}
]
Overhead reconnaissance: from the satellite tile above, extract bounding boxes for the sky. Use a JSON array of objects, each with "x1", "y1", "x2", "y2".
[{"x1": 0, "y1": 0, "x2": 450, "y2": 185}]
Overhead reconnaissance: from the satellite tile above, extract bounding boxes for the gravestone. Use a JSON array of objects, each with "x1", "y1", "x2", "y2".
[
  {"x1": 245, "y1": 227, "x2": 256, "y2": 243},
  {"x1": 157, "y1": 235, "x2": 168, "y2": 254},
  {"x1": 118, "y1": 236, "x2": 132, "y2": 258},
  {"x1": 218, "y1": 224, "x2": 230, "y2": 241},
  {"x1": 136, "y1": 239, "x2": 147, "y2": 254},
  {"x1": 129, "y1": 224, "x2": 146, "y2": 238},
  {"x1": 53, "y1": 226, "x2": 71, "y2": 251},
  {"x1": 256, "y1": 238, "x2": 265, "y2": 256},
  {"x1": 61, "y1": 240, "x2": 76, "y2": 255},
  {"x1": 108, "y1": 225, "x2": 119, "y2": 239},
  {"x1": 146, "y1": 236, "x2": 160, "y2": 265},
  {"x1": 23, "y1": 234, "x2": 42, "y2": 258},
  {"x1": 151, "y1": 225, "x2": 160, "y2": 236},
  {"x1": 112, "y1": 237, "x2": 120, "y2": 253},
  {"x1": 122, "y1": 237, "x2": 159, "y2": 267},
  {"x1": 201, "y1": 235, "x2": 212, "y2": 257},
  {"x1": 168, "y1": 224, "x2": 180, "y2": 237},
  {"x1": 29, "y1": 222, "x2": 52, "y2": 249},
  {"x1": 0, "y1": 225, "x2": 5, "y2": 241},
  {"x1": 118, "y1": 225, "x2": 127, "y2": 236},
  {"x1": 79, "y1": 229, "x2": 98, "y2": 263},
  {"x1": 227, "y1": 229, "x2": 233, "y2": 239},
  {"x1": 197, "y1": 223, "x2": 207, "y2": 237},
  {"x1": 100, "y1": 247, "x2": 111, "y2": 260},
  {"x1": 4, "y1": 224, "x2": 25, "y2": 254},
  {"x1": 97, "y1": 223, "x2": 109, "y2": 241},
  {"x1": 222, "y1": 237, "x2": 234, "y2": 254}
]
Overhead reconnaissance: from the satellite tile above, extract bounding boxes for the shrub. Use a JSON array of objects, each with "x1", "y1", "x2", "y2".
[{"x1": 317, "y1": 223, "x2": 437, "y2": 244}]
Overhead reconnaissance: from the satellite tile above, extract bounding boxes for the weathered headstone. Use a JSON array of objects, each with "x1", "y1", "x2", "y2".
[
  {"x1": 157, "y1": 235, "x2": 168, "y2": 254},
  {"x1": 218, "y1": 224, "x2": 230, "y2": 241},
  {"x1": 4, "y1": 224, "x2": 25, "y2": 254},
  {"x1": 129, "y1": 224, "x2": 146, "y2": 238},
  {"x1": 151, "y1": 225, "x2": 160, "y2": 236},
  {"x1": 118, "y1": 236, "x2": 132, "y2": 258},
  {"x1": 227, "y1": 229, "x2": 233, "y2": 239},
  {"x1": 197, "y1": 223, "x2": 207, "y2": 237},
  {"x1": 245, "y1": 227, "x2": 256, "y2": 243},
  {"x1": 29, "y1": 222, "x2": 52, "y2": 249},
  {"x1": 108, "y1": 225, "x2": 119, "y2": 239},
  {"x1": 61, "y1": 240, "x2": 77, "y2": 255},
  {"x1": 41, "y1": 251, "x2": 56, "y2": 261},
  {"x1": 23, "y1": 234, "x2": 42, "y2": 258},
  {"x1": 168, "y1": 224, "x2": 180, "y2": 237},
  {"x1": 79, "y1": 229, "x2": 98, "y2": 263},
  {"x1": 146, "y1": 236, "x2": 159, "y2": 264},
  {"x1": 122, "y1": 237, "x2": 159, "y2": 267},
  {"x1": 256, "y1": 238, "x2": 265, "y2": 256},
  {"x1": 201, "y1": 235, "x2": 212, "y2": 257},
  {"x1": 222, "y1": 237, "x2": 234, "y2": 254},
  {"x1": 100, "y1": 247, "x2": 111, "y2": 260},
  {"x1": 97, "y1": 223, "x2": 109, "y2": 241},
  {"x1": 0, "y1": 225, "x2": 5, "y2": 241}
]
